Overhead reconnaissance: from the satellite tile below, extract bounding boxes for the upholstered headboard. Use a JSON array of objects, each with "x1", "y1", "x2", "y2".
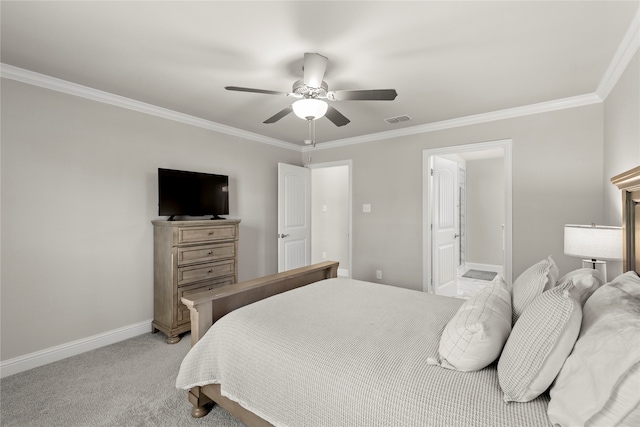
[{"x1": 611, "y1": 165, "x2": 640, "y2": 273}]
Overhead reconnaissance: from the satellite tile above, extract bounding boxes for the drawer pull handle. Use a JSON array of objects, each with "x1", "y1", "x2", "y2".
[
  {"x1": 207, "y1": 251, "x2": 212, "y2": 255},
  {"x1": 208, "y1": 231, "x2": 214, "y2": 235},
  {"x1": 208, "y1": 270, "x2": 213, "y2": 274}
]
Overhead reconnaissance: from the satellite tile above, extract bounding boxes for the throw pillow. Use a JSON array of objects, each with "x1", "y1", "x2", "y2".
[
  {"x1": 511, "y1": 256, "x2": 559, "y2": 325},
  {"x1": 556, "y1": 268, "x2": 603, "y2": 306},
  {"x1": 438, "y1": 276, "x2": 512, "y2": 371},
  {"x1": 498, "y1": 279, "x2": 581, "y2": 403}
]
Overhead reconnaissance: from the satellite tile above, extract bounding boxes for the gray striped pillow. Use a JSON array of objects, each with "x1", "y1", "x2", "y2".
[
  {"x1": 498, "y1": 280, "x2": 582, "y2": 403},
  {"x1": 511, "y1": 256, "x2": 559, "y2": 325}
]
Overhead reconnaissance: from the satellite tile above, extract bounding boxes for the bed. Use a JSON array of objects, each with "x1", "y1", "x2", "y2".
[{"x1": 176, "y1": 166, "x2": 640, "y2": 427}]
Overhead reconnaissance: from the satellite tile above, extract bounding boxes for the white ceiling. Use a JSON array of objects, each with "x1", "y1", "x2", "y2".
[{"x1": 1, "y1": 1, "x2": 638, "y2": 147}]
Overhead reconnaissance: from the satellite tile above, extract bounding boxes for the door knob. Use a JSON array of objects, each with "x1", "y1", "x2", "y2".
[{"x1": 278, "y1": 233, "x2": 290, "y2": 239}]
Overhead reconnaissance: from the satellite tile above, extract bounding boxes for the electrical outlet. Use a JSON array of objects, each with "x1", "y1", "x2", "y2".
[
  {"x1": 376, "y1": 270, "x2": 382, "y2": 279},
  {"x1": 363, "y1": 204, "x2": 371, "y2": 213}
]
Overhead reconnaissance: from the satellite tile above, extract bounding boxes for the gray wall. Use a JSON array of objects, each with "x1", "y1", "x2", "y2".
[
  {"x1": 0, "y1": 79, "x2": 301, "y2": 360},
  {"x1": 304, "y1": 104, "x2": 604, "y2": 290},
  {"x1": 603, "y1": 51, "x2": 640, "y2": 279}
]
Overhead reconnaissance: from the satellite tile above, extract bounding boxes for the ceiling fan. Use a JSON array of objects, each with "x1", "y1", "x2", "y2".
[{"x1": 225, "y1": 52, "x2": 398, "y2": 128}]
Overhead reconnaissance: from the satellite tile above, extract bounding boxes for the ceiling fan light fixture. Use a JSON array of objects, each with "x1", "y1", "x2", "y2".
[{"x1": 292, "y1": 98, "x2": 328, "y2": 120}]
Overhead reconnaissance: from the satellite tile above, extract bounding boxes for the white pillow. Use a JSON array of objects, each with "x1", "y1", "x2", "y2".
[
  {"x1": 556, "y1": 268, "x2": 604, "y2": 306},
  {"x1": 511, "y1": 256, "x2": 559, "y2": 325},
  {"x1": 588, "y1": 363, "x2": 640, "y2": 427},
  {"x1": 548, "y1": 272, "x2": 640, "y2": 427},
  {"x1": 438, "y1": 276, "x2": 512, "y2": 371},
  {"x1": 498, "y1": 279, "x2": 581, "y2": 402},
  {"x1": 615, "y1": 401, "x2": 640, "y2": 427},
  {"x1": 609, "y1": 270, "x2": 640, "y2": 297}
]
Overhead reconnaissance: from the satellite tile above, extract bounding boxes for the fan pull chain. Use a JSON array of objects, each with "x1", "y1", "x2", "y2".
[{"x1": 305, "y1": 117, "x2": 316, "y2": 148}]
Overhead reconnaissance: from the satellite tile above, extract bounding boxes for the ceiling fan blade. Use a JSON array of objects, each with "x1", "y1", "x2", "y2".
[
  {"x1": 225, "y1": 86, "x2": 288, "y2": 96},
  {"x1": 263, "y1": 106, "x2": 293, "y2": 124},
  {"x1": 303, "y1": 53, "x2": 328, "y2": 88},
  {"x1": 325, "y1": 105, "x2": 350, "y2": 127},
  {"x1": 328, "y1": 89, "x2": 398, "y2": 101}
]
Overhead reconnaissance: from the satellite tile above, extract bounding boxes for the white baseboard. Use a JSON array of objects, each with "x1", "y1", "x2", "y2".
[{"x1": 0, "y1": 319, "x2": 153, "y2": 378}]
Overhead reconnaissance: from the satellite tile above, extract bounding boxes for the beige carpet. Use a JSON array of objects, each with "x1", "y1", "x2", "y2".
[{"x1": 0, "y1": 332, "x2": 243, "y2": 427}]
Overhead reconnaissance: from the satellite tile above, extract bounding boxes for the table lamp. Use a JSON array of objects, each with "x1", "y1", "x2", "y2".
[{"x1": 564, "y1": 224, "x2": 622, "y2": 281}]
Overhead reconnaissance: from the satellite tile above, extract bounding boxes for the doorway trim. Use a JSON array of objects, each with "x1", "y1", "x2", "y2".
[
  {"x1": 306, "y1": 159, "x2": 353, "y2": 277},
  {"x1": 423, "y1": 139, "x2": 513, "y2": 293}
]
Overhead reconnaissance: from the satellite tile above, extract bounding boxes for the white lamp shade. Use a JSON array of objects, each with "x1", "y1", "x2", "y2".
[
  {"x1": 292, "y1": 98, "x2": 328, "y2": 120},
  {"x1": 564, "y1": 224, "x2": 622, "y2": 261}
]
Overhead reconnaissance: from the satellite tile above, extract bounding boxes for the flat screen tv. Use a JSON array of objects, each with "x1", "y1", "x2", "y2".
[{"x1": 158, "y1": 168, "x2": 229, "y2": 220}]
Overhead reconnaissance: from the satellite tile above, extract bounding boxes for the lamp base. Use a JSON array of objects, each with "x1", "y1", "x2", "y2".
[{"x1": 581, "y1": 259, "x2": 607, "y2": 282}]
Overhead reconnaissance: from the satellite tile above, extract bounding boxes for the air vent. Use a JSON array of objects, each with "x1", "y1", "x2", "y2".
[{"x1": 385, "y1": 115, "x2": 411, "y2": 124}]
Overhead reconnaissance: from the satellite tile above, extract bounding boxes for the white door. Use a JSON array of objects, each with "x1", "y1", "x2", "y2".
[
  {"x1": 432, "y1": 157, "x2": 458, "y2": 296},
  {"x1": 278, "y1": 163, "x2": 311, "y2": 272}
]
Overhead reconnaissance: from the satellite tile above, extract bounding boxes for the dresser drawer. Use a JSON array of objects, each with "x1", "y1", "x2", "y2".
[
  {"x1": 176, "y1": 259, "x2": 235, "y2": 287},
  {"x1": 177, "y1": 277, "x2": 235, "y2": 325},
  {"x1": 176, "y1": 242, "x2": 235, "y2": 266},
  {"x1": 178, "y1": 225, "x2": 237, "y2": 245}
]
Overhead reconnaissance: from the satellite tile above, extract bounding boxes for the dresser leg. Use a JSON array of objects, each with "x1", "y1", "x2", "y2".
[{"x1": 166, "y1": 335, "x2": 181, "y2": 344}]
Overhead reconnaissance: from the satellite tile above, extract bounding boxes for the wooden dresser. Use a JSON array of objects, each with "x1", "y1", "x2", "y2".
[{"x1": 152, "y1": 219, "x2": 240, "y2": 343}]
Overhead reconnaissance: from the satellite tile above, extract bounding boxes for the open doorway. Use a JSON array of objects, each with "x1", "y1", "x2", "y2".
[
  {"x1": 423, "y1": 140, "x2": 512, "y2": 297},
  {"x1": 308, "y1": 160, "x2": 352, "y2": 278}
]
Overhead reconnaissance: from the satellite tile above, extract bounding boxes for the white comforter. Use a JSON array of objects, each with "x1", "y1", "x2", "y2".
[{"x1": 176, "y1": 278, "x2": 551, "y2": 427}]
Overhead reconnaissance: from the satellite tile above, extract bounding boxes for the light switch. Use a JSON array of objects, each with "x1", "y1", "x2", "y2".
[{"x1": 322, "y1": 205, "x2": 327, "y2": 212}]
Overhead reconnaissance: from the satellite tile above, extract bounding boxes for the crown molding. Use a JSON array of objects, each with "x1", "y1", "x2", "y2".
[
  {"x1": 306, "y1": 93, "x2": 602, "y2": 152},
  {"x1": 597, "y1": 5, "x2": 640, "y2": 100},
  {"x1": 0, "y1": 63, "x2": 302, "y2": 153},
  {"x1": 0, "y1": 63, "x2": 611, "y2": 154},
  {"x1": 596, "y1": 7, "x2": 640, "y2": 100}
]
